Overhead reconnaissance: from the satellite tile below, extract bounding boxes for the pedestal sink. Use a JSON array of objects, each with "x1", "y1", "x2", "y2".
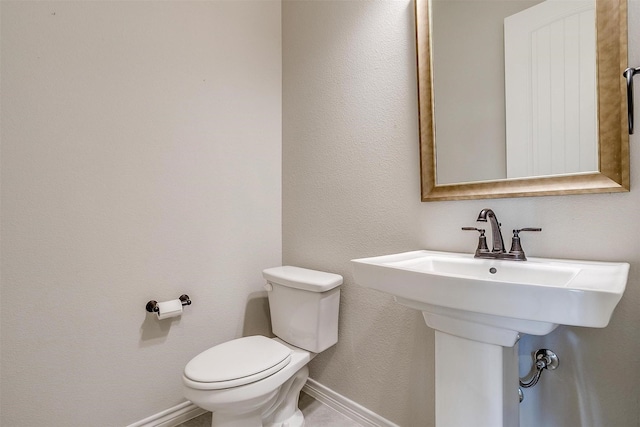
[{"x1": 351, "y1": 250, "x2": 629, "y2": 427}]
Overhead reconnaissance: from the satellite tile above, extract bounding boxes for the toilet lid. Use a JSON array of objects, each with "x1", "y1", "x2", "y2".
[{"x1": 183, "y1": 336, "x2": 292, "y2": 388}]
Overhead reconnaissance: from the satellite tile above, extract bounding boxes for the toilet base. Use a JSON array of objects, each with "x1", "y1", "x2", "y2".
[
  {"x1": 190, "y1": 364, "x2": 309, "y2": 427},
  {"x1": 205, "y1": 366, "x2": 308, "y2": 427},
  {"x1": 264, "y1": 409, "x2": 304, "y2": 427},
  {"x1": 263, "y1": 366, "x2": 308, "y2": 427},
  {"x1": 212, "y1": 410, "x2": 264, "y2": 427}
]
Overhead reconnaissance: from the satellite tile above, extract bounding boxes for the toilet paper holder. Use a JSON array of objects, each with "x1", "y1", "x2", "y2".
[{"x1": 145, "y1": 294, "x2": 191, "y2": 313}]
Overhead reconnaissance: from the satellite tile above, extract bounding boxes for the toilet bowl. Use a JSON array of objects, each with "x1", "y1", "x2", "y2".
[
  {"x1": 183, "y1": 337, "x2": 313, "y2": 427},
  {"x1": 182, "y1": 266, "x2": 342, "y2": 427}
]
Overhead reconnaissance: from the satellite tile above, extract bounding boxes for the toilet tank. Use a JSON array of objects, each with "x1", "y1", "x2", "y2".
[{"x1": 262, "y1": 266, "x2": 342, "y2": 353}]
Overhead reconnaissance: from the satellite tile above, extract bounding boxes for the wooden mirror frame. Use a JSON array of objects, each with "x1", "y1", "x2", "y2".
[{"x1": 416, "y1": 0, "x2": 629, "y2": 201}]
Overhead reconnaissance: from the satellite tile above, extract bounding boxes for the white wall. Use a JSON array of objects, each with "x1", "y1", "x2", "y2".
[
  {"x1": 0, "y1": 2, "x2": 281, "y2": 426},
  {"x1": 283, "y1": 0, "x2": 640, "y2": 426}
]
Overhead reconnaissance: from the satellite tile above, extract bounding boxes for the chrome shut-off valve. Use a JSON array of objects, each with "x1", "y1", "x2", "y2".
[{"x1": 519, "y1": 349, "x2": 559, "y2": 402}]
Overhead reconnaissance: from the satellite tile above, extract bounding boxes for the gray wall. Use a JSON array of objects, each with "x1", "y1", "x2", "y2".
[
  {"x1": 283, "y1": 1, "x2": 640, "y2": 426},
  {"x1": 0, "y1": 2, "x2": 281, "y2": 425}
]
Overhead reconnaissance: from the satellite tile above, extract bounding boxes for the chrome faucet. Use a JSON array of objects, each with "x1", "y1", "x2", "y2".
[{"x1": 462, "y1": 209, "x2": 541, "y2": 261}]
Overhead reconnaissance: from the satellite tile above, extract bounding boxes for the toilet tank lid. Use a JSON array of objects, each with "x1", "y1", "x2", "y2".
[{"x1": 262, "y1": 266, "x2": 343, "y2": 292}]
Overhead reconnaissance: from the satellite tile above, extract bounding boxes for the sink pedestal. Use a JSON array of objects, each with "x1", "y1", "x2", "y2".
[
  {"x1": 418, "y1": 307, "x2": 523, "y2": 427},
  {"x1": 435, "y1": 330, "x2": 519, "y2": 427},
  {"x1": 398, "y1": 299, "x2": 550, "y2": 427}
]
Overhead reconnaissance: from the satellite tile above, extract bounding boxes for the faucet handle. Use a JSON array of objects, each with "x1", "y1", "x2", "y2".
[
  {"x1": 462, "y1": 227, "x2": 489, "y2": 255},
  {"x1": 514, "y1": 227, "x2": 542, "y2": 235},
  {"x1": 509, "y1": 228, "x2": 542, "y2": 260}
]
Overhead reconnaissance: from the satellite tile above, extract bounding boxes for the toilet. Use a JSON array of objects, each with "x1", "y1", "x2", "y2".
[{"x1": 182, "y1": 266, "x2": 343, "y2": 427}]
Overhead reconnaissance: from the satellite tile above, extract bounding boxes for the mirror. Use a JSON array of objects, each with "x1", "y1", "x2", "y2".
[{"x1": 416, "y1": 0, "x2": 629, "y2": 201}]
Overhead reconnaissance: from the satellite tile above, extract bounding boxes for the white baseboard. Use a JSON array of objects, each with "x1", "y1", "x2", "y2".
[
  {"x1": 127, "y1": 379, "x2": 397, "y2": 427},
  {"x1": 126, "y1": 401, "x2": 207, "y2": 427},
  {"x1": 302, "y1": 378, "x2": 400, "y2": 427}
]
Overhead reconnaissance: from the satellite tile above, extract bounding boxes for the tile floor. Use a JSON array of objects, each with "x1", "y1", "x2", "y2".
[{"x1": 176, "y1": 392, "x2": 363, "y2": 427}]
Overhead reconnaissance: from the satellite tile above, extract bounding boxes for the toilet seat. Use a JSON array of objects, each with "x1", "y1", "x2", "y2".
[{"x1": 183, "y1": 336, "x2": 292, "y2": 390}]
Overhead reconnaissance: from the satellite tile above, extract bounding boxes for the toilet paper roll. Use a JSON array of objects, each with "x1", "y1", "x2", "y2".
[{"x1": 156, "y1": 299, "x2": 183, "y2": 320}]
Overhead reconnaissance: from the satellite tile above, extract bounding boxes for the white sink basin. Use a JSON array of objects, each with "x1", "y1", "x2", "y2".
[{"x1": 352, "y1": 250, "x2": 628, "y2": 345}]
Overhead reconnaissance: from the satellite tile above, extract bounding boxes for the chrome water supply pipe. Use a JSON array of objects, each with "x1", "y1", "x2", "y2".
[{"x1": 519, "y1": 349, "x2": 559, "y2": 402}]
